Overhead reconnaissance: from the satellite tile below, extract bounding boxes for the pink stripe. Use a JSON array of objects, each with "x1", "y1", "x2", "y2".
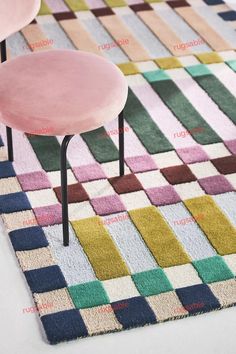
[
  {"x1": 44, "y1": 0, "x2": 70, "y2": 12},
  {"x1": 130, "y1": 83, "x2": 197, "y2": 148},
  {"x1": 85, "y1": 0, "x2": 106, "y2": 9},
  {"x1": 104, "y1": 119, "x2": 147, "y2": 157},
  {"x1": 0, "y1": 125, "x2": 43, "y2": 174},
  {"x1": 208, "y1": 63, "x2": 236, "y2": 98},
  {"x1": 57, "y1": 135, "x2": 96, "y2": 167},
  {"x1": 169, "y1": 70, "x2": 236, "y2": 141}
]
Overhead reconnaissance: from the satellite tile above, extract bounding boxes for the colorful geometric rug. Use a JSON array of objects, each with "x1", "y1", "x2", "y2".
[{"x1": 1, "y1": 0, "x2": 236, "y2": 345}]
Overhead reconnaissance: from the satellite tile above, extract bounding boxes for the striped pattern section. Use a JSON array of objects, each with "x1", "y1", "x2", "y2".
[
  {"x1": 0, "y1": 0, "x2": 236, "y2": 345},
  {"x1": 129, "y1": 206, "x2": 191, "y2": 267},
  {"x1": 72, "y1": 216, "x2": 130, "y2": 279}
]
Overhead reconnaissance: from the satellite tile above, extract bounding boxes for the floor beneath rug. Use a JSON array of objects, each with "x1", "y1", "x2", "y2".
[
  {"x1": 0, "y1": 0, "x2": 236, "y2": 347},
  {"x1": 0, "y1": 221, "x2": 236, "y2": 354}
]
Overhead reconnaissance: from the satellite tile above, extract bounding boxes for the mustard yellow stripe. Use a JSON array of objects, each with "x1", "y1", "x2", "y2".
[
  {"x1": 38, "y1": 0, "x2": 51, "y2": 15},
  {"x1": 72, "y1": 217, "x2": 130, "y2": 280},
  {"x1": 64, "y1": 0, "x2": 88, "y2": 11},
  {"x1": 185, "y1": 196, "x2": 236, "y2": 255},
  {"x1": 129, "y1": 206, "x2": 191, "y2": 267},
  {"x1": 104, "y1": 0, "x2": 126, "y2": 7}
]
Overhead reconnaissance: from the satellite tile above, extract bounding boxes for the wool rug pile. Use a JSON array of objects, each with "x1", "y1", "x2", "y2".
[{"x1": 0, "y1": 0, "x2": 236, "y2": 345}]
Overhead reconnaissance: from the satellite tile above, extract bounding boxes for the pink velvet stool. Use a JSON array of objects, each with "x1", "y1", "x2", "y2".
[
  {"x1": 0, "y1": 0, "x2": 42, "y2": 162},
  {"x1": 0, "y1": 0, "x2": 128, "y2": 246}
]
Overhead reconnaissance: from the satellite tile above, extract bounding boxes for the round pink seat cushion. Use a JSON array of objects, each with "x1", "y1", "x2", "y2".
[
  {"x1": 0, "y1": 0, "x2": 41, "y2": 42},
  {"x1": 0, "y1": 50, "x2": 128, "y2": 136}
]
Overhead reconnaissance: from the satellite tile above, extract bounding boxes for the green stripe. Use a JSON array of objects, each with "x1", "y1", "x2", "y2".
[
  {"x1": 186, "y1": 65, "x2": 236, "y2": 125},
  {"x1": 124, "y1": 88, "x2": 173, "y2": 153},
  {"x1": 81, "y1": 127, "x2": 119, "y2": 163},
  {"x1": 143, "y1": 70, "x2": 221, "y2": 145},
  {"x1": 27, "y1": 136, "x2": 67, "y2": 172}
]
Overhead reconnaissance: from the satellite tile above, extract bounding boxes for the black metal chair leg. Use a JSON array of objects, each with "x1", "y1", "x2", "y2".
[
  {"x1": 1, "y1": 40, "x2": 7, "y2": 62},
  {"x1": 1, "y1": 40, "x2": 14, "y2": 162},
  {"x1": 6, "y1": 127, "x2": 13, "y2": 161},
  {"x1": 119, "y1": 110, "x2": 124, "y2": 176},
  {"x1": 61, "y1": 135, "x2": 74, "y2": 246}
]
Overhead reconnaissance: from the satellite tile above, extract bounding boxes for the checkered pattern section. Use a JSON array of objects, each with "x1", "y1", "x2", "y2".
[{"x1": 0, "y1": 0, "x2": 236, "y2": 345}]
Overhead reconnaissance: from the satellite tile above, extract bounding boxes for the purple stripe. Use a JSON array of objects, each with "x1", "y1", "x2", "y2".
[
  {"x1": 126, "y1": 0, "x2": 144, "y2": 4},
  {"x1": 57, "y1": 136, "x2": 96, "y2": 168},
  {"x1": 130, "y1": 82, "x2": 197, "y2": 148},
  {"x1": 104, "y1": 119, "x2": 147, "y2": 157},
  {"x1": 44, "y1": 0, "x2": 70, "y2": 12},
  {"x1": 85, "y1": 0, "x2": 106, "y2": 9}
]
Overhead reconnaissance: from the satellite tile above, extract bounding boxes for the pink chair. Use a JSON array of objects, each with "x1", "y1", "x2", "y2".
[
  {"x1": 0, "y1": 0, "x2": 128, "y2": 246},
  {"x1": 0, "y1": 0, "x2": 42, "y2": 161}
]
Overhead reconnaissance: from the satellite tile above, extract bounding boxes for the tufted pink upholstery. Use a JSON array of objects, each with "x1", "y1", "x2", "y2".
[
  {"x1": 0, "y1": 0, "x2": 41, "y2": 42},
  {"x1": 0, "y1": 50, "x2": 128, "y2": 136}
]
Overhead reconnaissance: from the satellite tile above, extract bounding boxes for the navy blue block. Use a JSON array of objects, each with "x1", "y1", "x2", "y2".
[
  {"x1": 112, "y1": 297, "x2": 157, "y2": 329},
  {"x1": 203, "y1": 0, "x2": 223, "y2": 4},
  {"x1": 218, "y1": 11, "x2": 236, "y2": 21},
  {"x1": 41, "y1": 309, "x2": 88, "y2": 344},
  {"x1": 24, "y1": 265, "x2": 67, "y2": 293},
  {"x1": 176, "y1": 284, "x2": 221, "y2": 314},
  {"x1": 0, "y1": 136, "x2": 3, "y2": 147},
  {"x1": 9, "y1": 227, "x2": 48, "y2": 251},
  {"x1": 0, "y1": 192, "x2": 31, "y2": 213},
  {"x1": 0, "y1": 161, "x2": 15, "y2": 178}
]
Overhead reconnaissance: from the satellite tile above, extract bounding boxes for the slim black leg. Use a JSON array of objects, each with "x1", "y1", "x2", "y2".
[
  {"x1": 6, "y1": 127, "x2": 13, "y2": 161},
  {"x1": 1, "y1": 40, "x2": 14, "y2": 162},
  {"x1": 1, "y1": 40, "x2": 7, "y2": 62},
  {"x1": 61, "y1": 135, "x2": 74, "y2": 246},
  {"x1": 118, "y1": 110, "x2": 124, "y2": 176}
]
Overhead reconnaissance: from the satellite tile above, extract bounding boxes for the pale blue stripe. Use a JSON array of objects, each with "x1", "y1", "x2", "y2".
[
  {"x1": 152, "y1": 3, "x2": 210, "y2": 53},
  {"x1": 103, "y1": 212, "x2": 158, "y2": 273},
  {"x1": 37, "y1": 22, "x2": 75, "y2": 49},
  {"x1": 117, "y1": 13, "x2": 170, "y2": 58},
  {"x1": 7, "y1": 32, "x2": 31, "y2": 57},
  {"x1": 213, "y1": 192, "x2": 236, "y2": 228},
  {"x1": 43, "y1": 224, "x2": 97, "y2": 285},
  {"x1": 159, "y1": 203, "x2": 216, "y2": 261},
  {"x1": 76, "y1": 15, "x2": 129, "y2": 64},
  {"x1": 192, "y1": 4, "x2": 236, "y2": 48}
]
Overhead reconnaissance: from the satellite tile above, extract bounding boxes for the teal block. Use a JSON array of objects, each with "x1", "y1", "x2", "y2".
[
  {"x1": 132, "y1": 268, "x2": 173, "y2": 296},
  {"x1": 226, "y1": 60, "x2": 236, "y2": 72},
  {"x1": 143, "y1": 70, "x2": 170, "y2": 83},
  {"x1": 186, "y1": 64, "x2": 211, "y2": 77},
  {"x1": 68, "y1": 281, "x2": 109, "y2": 309},
  {"x1": 193, "y1": 256, "x2": 234, "y2": 284}
]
